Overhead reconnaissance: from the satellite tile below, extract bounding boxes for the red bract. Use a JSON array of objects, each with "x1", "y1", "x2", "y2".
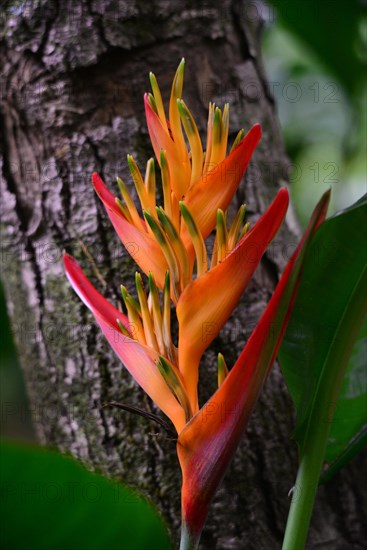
[
  {"x1": 177, "y1": 190, "x2": 330, "y2": 548},
  {"x1": 64, "y1": 186, "x2": 289, "y2": 424},
  {"x1": 63, "y1": 253, "x2": 187, "y2": 433}
]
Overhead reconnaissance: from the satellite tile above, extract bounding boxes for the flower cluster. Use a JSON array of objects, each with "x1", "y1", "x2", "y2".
[{"x1": 64, "y1": 60, "x2": 330, "y2": 549}]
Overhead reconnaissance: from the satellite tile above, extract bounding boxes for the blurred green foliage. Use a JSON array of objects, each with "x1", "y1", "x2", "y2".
[
  {"x1": 270, "y1": 0, "x2": 366, "y2": 98},
  {"x1": 0, "y1": 441, "x2": 172, "y2": 549},
  {"x1": 265, "y1": 0, "x2": 366, "y2": 226},
  {"x1": 322, "y1": 317, "x2": 367, "y2": 482}
]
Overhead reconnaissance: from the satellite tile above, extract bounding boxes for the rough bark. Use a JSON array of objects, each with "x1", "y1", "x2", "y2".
[{"x1": 1, "y1": 1, "x2": 366, "y2": 548}]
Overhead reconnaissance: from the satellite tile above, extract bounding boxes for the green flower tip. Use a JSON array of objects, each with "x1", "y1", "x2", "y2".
[
  {"x1": 216, "y1": 208, "x2": 225, "y2": 224},
  {"x1": 164, "y1": 271, "x2": 170, "y2": 292},
  {"x1": 160, "y1": 149, "x2": 167, "y2": 167},
  {"x1": 116, "y1": 318, "x2": 130, "y2": 337},
  {"x1": 135, "y1": 271, "x2": 143, "y2": 290}
]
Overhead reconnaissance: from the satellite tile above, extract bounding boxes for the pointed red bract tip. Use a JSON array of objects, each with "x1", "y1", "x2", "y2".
[
  {"x1": 63, "y1": 252, "x2": 121, "y2": 325},
  {"x1": 251, "y1": 122, "x2": 262, "y2": 139},
  {"x1": 91, "y1": 172, "x2": 123, "y2": 215},
  {"x1": 62, "y1": 250, "x2": 76, "y2": 272}
]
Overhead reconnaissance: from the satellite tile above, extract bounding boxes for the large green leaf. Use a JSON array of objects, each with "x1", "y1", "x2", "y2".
[
  {"x1": 269, "y1": 0, "x2": 365, "y2": 98},
  {"x1": 0, "y1": 441, "x2": 171, "y2": 550},
  {"x1": 279, "y1": 194, "x2": 367, "y2": 480}
]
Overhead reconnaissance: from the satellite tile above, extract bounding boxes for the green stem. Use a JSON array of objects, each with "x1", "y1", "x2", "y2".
[
  {"x1": 282, "y1": 408, "x2": 330, "y2": 549},
  {"x1": 179, "y1": 521, "x2": 200, "y2": 550},
  {"x1": 282, "y1": 268, "x2": 367, "y2": 550}
]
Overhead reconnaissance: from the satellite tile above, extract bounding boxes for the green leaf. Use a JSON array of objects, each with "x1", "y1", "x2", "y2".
[
  {"x1": 279, "y1": 194, "x2": 367, "y2": 479},
  {"x1": 321, "y1": 317, "x2": 367, "y2": 482},
  {"x1": 0, "y1": 441, "x2": 171, "y2": 550},
  {"x1": 270, "y1": 0, "x2": 365, "y2": 98}
]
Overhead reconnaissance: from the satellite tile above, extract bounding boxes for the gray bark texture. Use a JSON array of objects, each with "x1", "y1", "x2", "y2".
[{"x1": 1, "y1": 1, "x2": 366, "y2": 548}]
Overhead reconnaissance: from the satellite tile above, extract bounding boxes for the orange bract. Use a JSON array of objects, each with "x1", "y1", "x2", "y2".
[{"x1": 177, "y1": 188, "x2": 289, "y2": 412}]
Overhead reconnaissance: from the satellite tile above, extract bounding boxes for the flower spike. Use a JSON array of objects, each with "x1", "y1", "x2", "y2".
[
  {"x1": 179, "y1": 202, "x2": 208, "y2": 278},
  {"x1": 144, "y1": 210, "x2": 182, "y2": 302},
  {"x1": 227, "y1": 204, "x2": 247, "y2": 250},
  {"x1": 162, "y1": 271, "x2": 176, "y2": 364},
  {"x1": 217, "y1": 353, "x2": 228, "y2": 387},
  {"x1": 157, "y1": 207, "x2": 191, "y2": 288},
  {"x1": 156, "y1": 355, "x2": 193, "y2": 424},
  {"x1": 64, "y1": 61, "x2": 330, "y2": 550},
  {"x1": 149, "y1": 72, "x2": 169, "y2": 132},
  {"x1": 116, "y1": 176, "x2": 144, "y2": 231},
  {"x1": 215, "y1": 209, "x2": 228, "y2": 263},
  {"x1": 148, "y1": 273, "x2": 165, "y2": 353},
  {"x1": 169, "y1": 58, "x2": 189, "y2": 166},
  {"x1": 144, "y1": 158, "x2": 156, "y2": 211},
  {"x1": 135, "y1": 272, "x2": 158, "y2": 350},
  {"x1": 230, "y1": 128, "x2": 245, "y2": 153},
  {"x1": 177, "y1": 98, "x2": 204, "y2": 184}
]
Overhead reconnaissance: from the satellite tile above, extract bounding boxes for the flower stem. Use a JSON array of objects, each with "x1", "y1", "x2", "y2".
[
  {"x1": 282, "y1": 413, "x2": 329, "y2": 550},
  {"x1": 179, "y1": 521, "x2": 200, "y2": 550}
]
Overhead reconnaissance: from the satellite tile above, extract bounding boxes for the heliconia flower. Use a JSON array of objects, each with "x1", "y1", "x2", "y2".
[
  {"x1": 64, "y1": 189, "x2": 288, "y2": 433},
  {"x1": 63, "y1": 58, "x2": 331, "y2": 550},
  {"x1": 64, "y1": 189, "x2": 330, "y2": 549},
  {"x1": 176, "y1": 190, "x2": 330, "y2": 549},
  {"x1": 92, "y1": 59, "x2": 261, "y2": 299}
]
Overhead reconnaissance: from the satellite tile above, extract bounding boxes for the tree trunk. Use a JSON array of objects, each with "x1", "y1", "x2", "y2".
[{"x1": 1, "y1": 1, "x2": 365, "y2": 548}]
